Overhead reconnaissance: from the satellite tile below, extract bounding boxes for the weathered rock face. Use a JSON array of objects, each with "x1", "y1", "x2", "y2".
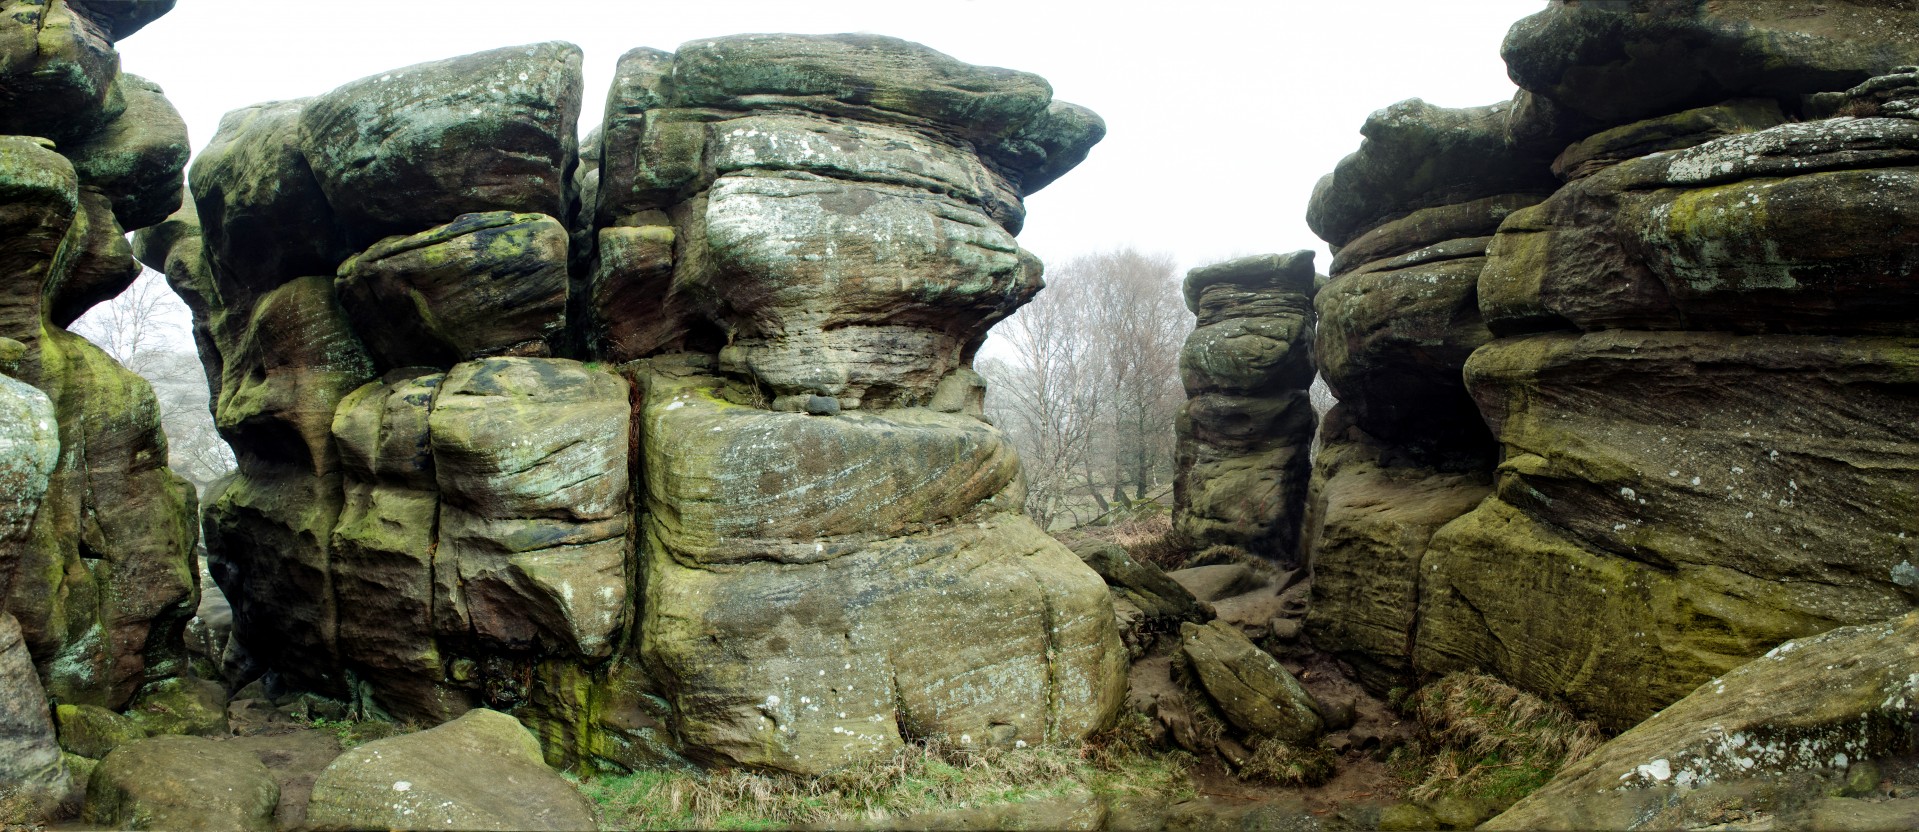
[
  {"x1": 83, "y1": 734, "x2": 279, "y2": 832},
  {"x1": 1171, "y1": 253, "x2": 1318, "y2": 563},
  {"x1": 0, "y1": 0, "x2": 197, "y2": 729},
  {"x1": 1503, "y1": 0, "x2": 1919, "y2": 133},
  {"x1": 1488, "y1": 610, "x2": 1919, "y2": 831},
  {"x1": 137, "y1": 33, "x2": 1120, "y2": 773},
  {"x1": 306, "y1": 709, "x2": 594, "y2": 832},
  {"x1": 591, "y1": 34, "x2": 1096, "y2": 410},
  {"x1": 1305, "y1": 2, "x2": 1919, "y2": 732},
  {"x1": 1303, "y1": 95, "x2": 1551, "y2": 690}
]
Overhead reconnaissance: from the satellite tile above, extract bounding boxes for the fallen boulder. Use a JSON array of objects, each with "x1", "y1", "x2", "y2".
[{"x1": 305, "y1": 709, "x2": 595, "y2": 832}]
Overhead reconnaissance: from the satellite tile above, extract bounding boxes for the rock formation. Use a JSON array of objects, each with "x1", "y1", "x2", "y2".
[
  {"x1": 0, "y1": 2, "x2": 197, "y2": 809},
  {"x1": 1170, "y1": 253, "x2": 1318, "y2": 563},
  {"x1": 1306, "y1": 0, "x2": 1919, "y2": 730},
  {"x1": 134, "y1": 33, "x2": 1124, "y2": 774},
  {"x1": 1489, "y1": 610, "x2": 1919, "y2": 830},
  {"x1": 1302, "y1": 97, "x2": 1554, "y2": 692}
]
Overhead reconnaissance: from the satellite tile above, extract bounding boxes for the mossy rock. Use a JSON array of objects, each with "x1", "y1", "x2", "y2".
[
  {"x1": 124, "y1": 677, "x2": 227, "y2": 737},
  {"x1": 55, "y1": 703, "x2": 148, "y2": 759}
]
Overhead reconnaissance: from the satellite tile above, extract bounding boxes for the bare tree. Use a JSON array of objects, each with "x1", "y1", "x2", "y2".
[
  {"x1": 983, "y1": 248, "x2": 1191, "y2": 529},
  {"x1": 69, "y1": 268, "x2": 234, "y2": 493}
]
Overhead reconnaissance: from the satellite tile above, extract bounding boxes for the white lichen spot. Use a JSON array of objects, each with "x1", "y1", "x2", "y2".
[{"x1": 394, "y1": 781, "x2": 412, "y2": 792}]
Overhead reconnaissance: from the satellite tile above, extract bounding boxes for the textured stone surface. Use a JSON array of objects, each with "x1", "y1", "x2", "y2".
[
  {"x1": 301, "y1": 42, "x2": 583, "y2": 242},
  {"x1": 636, "y1": 362, "x2": 1123, "y2": 773},
  {"x1": 54, "y1": 702, "x2": 147, "y2": 759},
  {"x1": 1172, "y1": 254, "x2": 1318, "y2": 563},
  {"x1": 1415, "y1": 330, "x2": 1919, "y2": 730},
  {"x1": 1488, "y1": 611, "x2": 1919, "y2": 831},
  {"x1": 306, "y1": 709, "x2": 595, "y2": 832},
  {"x1": 140, "y1": 34, "x2": 1109, "y2": 775},
  {"x1": 84, "y1": 734, "x2": 278, "y2": 832},
  {"x1": 430, "y1": 358, "x2": 629, "y2": 659},
  {"x1": 1179, "y1": 620, "x2": 1323, "y2": 745},
  {"x1": 0, "y1": 0, "x2": 121, "y2": 143},
  {"x1": 1303, "y1": 407, "x2": 1490, "y2": 692},
  {"x1": 189, "y1": 98, "x2": 350, "y2": 296},
  {"x1": 1073, "y1": 540, "x2": 1211, "y2": 626},
  {"x1": 337, "y1": 212, "x2": 570, "y2": 369},
  {"x1": 0, "y1": 612, "x2": 72, "y2": 823},
  {"x1": 1484, "y1": 117, "x2": 1919, "y2": 338},
  {"x1": 1306, "y1": 99, "x2": 1556, "y2": 248},
  {"x1": 65, "y1": 73, "x2": 188, "y2": 230},
  {"x1": 1303, "y1": 17, "x2": 1919, "y2": 728},
  {"x1": 1504, "y1": 0, "x2": 1919, "y2": 130},
  {"x1": 0, "y1": 0, "x2": 196, "y2": 725}
]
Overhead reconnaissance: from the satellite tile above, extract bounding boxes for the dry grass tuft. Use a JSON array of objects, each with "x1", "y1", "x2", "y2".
[
  {"x1": 1394, "y1": 672, "x2": 1604, "y2": 805},
  {"x1": 577, "y1": 731, "x2": 1190, "y2": 831},
  {"x1": 1836, "y1": 98, "x2": 1885, "y2": 118},
  {"x1": 1238, "y1": 739, "x2": 1338, "y2": 787},
  {"x1": 1109, "y1": 513, "x2": 1190, "y2": 571}
]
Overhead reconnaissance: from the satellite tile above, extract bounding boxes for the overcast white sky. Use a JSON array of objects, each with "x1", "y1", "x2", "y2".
[{"x1": 102, "y1": 1, "x2": 1544, "y2": 357}]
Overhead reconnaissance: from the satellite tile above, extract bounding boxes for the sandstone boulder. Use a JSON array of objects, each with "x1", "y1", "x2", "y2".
[
  {"x1": 0, "y1": 136, "x2": 80, "y2": 365},
  {"x1": 306, "y1": 709, "x2": 595, "y2": 832},
  {"x1": 1504, "y1": 0, "x2": 1919, "y2": 130},
  {"x1": 1306, "y1": 99, "x2": 1556, "y2": 248},
  {"x1": 301, "y1": 42, "x2": 583, "y2": 242},
  {"x1": 637, "y1": 361, "x2": 1123, "y2": 773},
  {"x1": 1483, "y1": 116, "x2": 1919, "y2": 339},
  {"x1": 1416, "y1": 330, "x2": 1919, "y2": 729},
  {"x1": 1302, "y1": 407, "x2": 1490, "y2": 692},
  {"x1": 336, "y1": 212, "x2": 570, "y2": 369},
  {"x1": 1489, "y1": 611, "x2": 1919, "y2": 830},
  {"x1": 0, "y1": 0, "x2": 120, "y2": 143},
  {"x1": 84, "y1": 734, "x2": 278, "y2": 832},
  {"x1": 64, "y1": 73, "x2": 189, "y2": 230},
  {"x1": 189, "y1": 99, "x2": 350, "y2": 296},
  {"x1": 1073, "y1": 540, "x2": 1211, "y2": 625},
  {"x1": 54, "y1": 703, "x2": 147, "y2": 759},
  {"x1": 430, "y1": 357, "x2": 629, "y2": 658},
  {"x1": 1179, "y1": 620, "x2": 1324, "y2": 745}
]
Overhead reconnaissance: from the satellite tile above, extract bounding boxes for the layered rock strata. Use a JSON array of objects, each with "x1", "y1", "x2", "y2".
[
  {"x1": 1306, "y1": 0, "x2": 1919, "y2": 729},
  {"x1": 1302, "y1": 98, "x2": 1555, "y2": 691},
  {"x1": 1170, "y1": 253, "x2": 1318, "y2": 563},
  {"x1": 0, "y1": 0, "x2": 197, "y2": 726},
  {"x1": 137, "y1": 33, "x2": 1123, "y2": 773}
]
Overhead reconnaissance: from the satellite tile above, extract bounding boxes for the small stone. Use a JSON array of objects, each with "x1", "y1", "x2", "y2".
[{"x1": 803, "y1": 395, "x2": 840, "y2": 416}]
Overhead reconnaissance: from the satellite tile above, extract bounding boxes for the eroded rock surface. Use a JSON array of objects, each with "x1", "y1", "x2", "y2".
[
  {"x1": 1171, "y1": 253, "x2": 1318, "y2": 563},
  {"x1": 306, "y1": 709, "x2": 594, "y2": 832},
  {"x1": 136, "y1": 32, "x2": 1120, "y2": 774},
  {"x1": 1304, "y1": 1, "x2": 1919, "y2": 735},
  {"x1": 1488, "y1": 611, "x2": 1919, "y2": 830},
  {"x1": 0, "y1": 0, "x2": 197, "y2": 738}
]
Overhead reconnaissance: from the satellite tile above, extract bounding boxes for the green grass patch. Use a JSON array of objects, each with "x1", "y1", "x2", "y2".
[
  {"x1": 1390, "y1": 672, "x2": 1604, "y2": 807},
  {"x1": 576, "y1": 722, "x2": 1191, "y2": 831}
]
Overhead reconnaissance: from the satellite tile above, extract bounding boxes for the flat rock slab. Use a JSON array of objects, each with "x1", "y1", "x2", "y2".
[
  {"x1": 306, "y1": 709, "x2": 594, "y2": 832},
  {"x1": 1168, "y1": 564, "x2": 1266, "y2": 603}
]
